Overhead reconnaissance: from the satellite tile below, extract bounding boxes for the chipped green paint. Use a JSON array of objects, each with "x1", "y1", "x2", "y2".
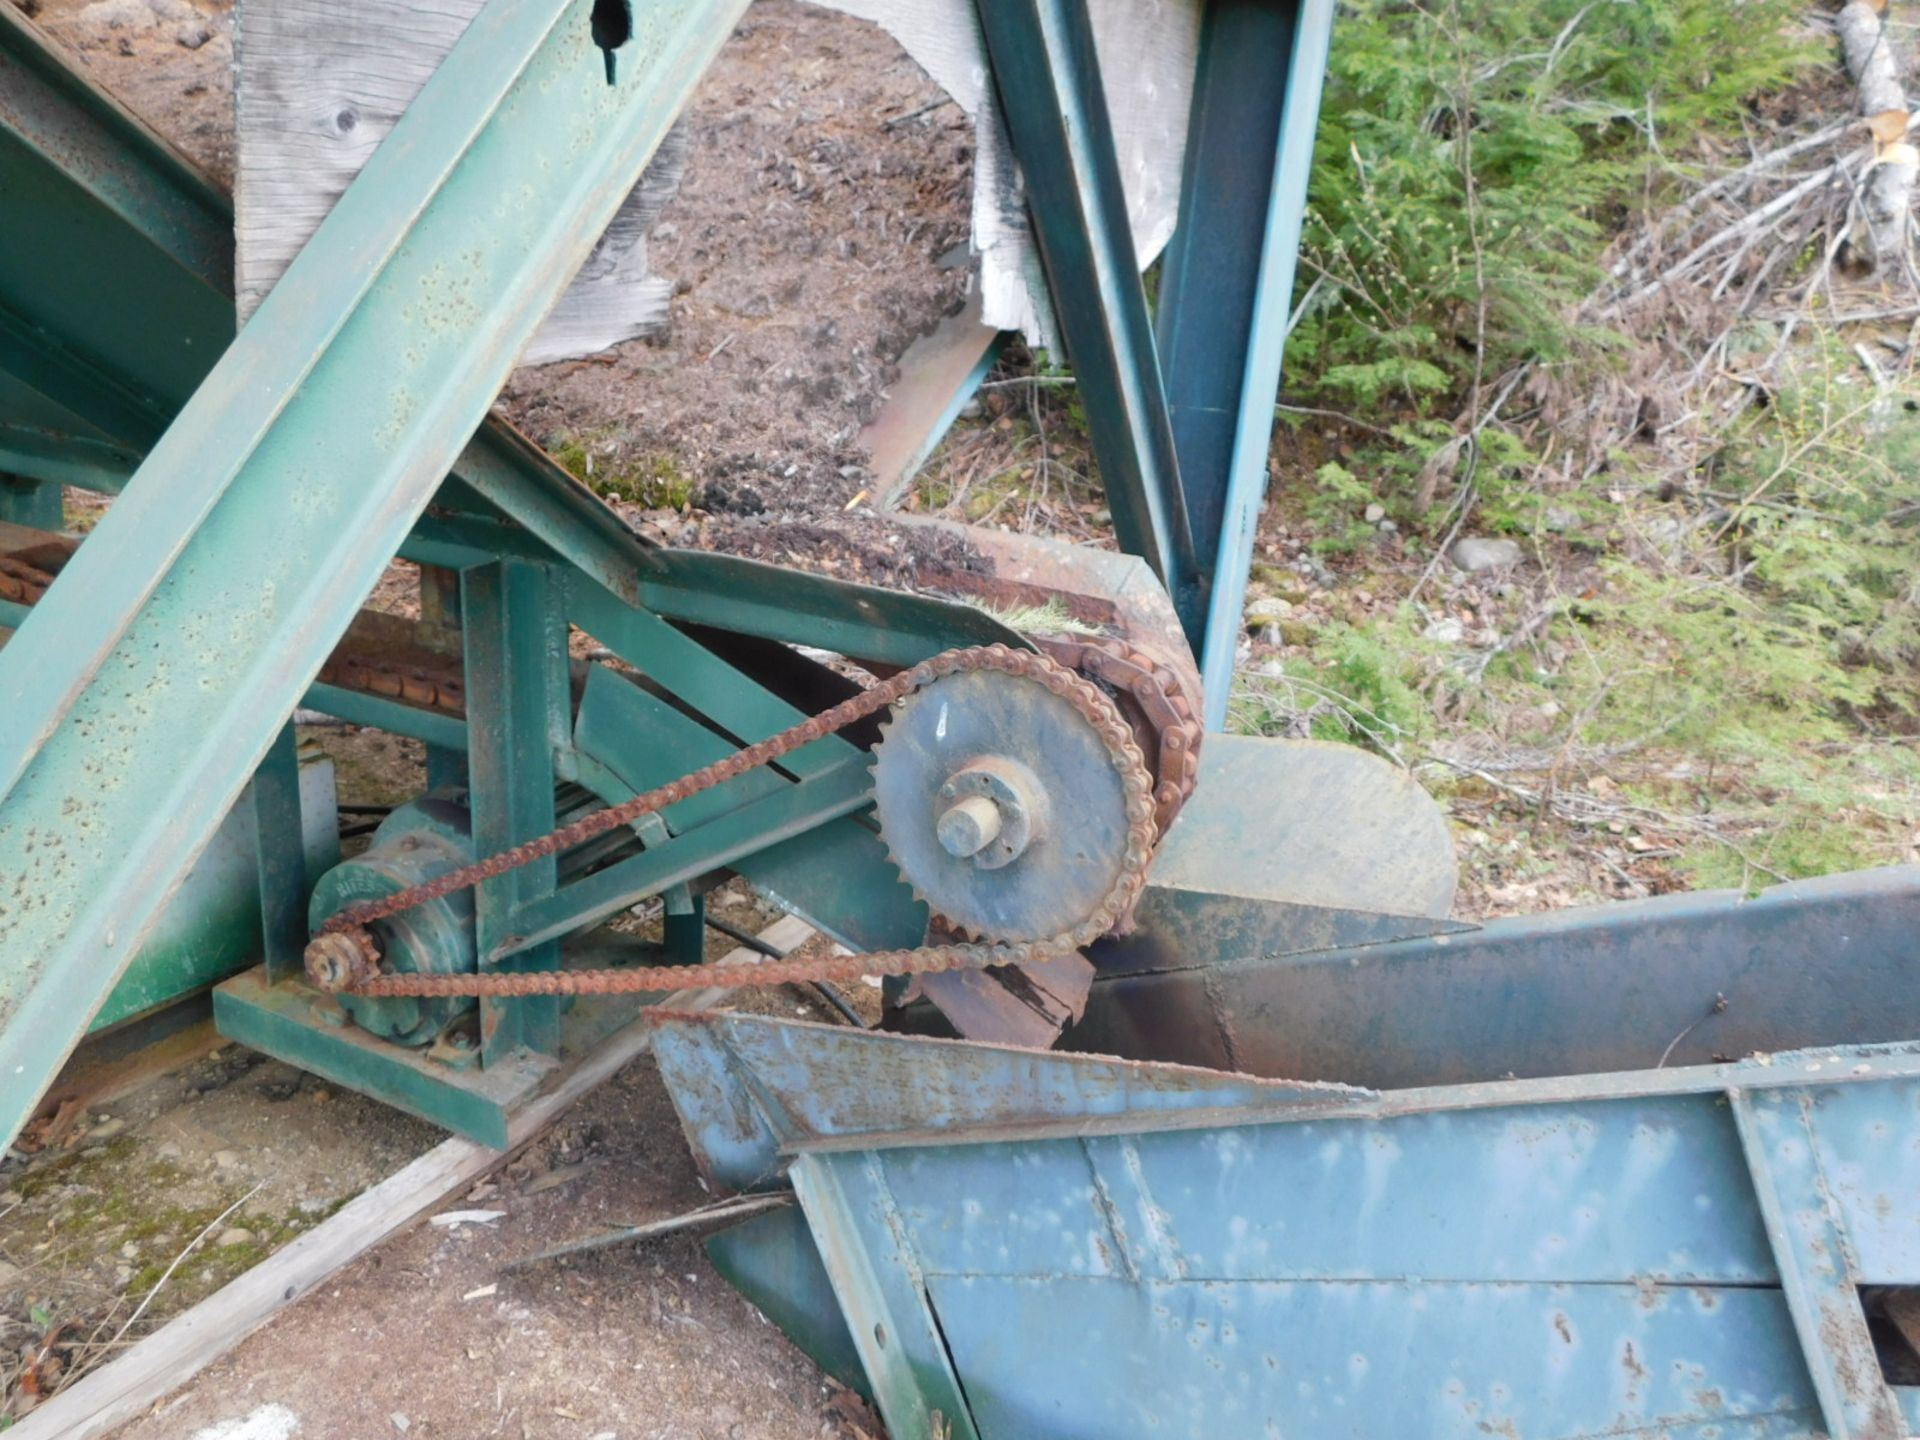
[{"x1": 0, "y1": 0, "x2": 748, "y2": 1151}]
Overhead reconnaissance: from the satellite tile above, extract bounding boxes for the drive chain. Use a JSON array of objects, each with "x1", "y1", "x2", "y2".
[{"x1": 305, "y1": 644, "x2": 1158, "y2": 1000}]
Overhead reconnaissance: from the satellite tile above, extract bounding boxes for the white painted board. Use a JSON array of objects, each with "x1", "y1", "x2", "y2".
[{"x1": 809, "y1": 0, "x2": 1200, "y2": 346}]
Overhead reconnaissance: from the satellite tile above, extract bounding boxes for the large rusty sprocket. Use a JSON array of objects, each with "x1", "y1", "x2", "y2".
[{"x1": 304, "y1": 644, "x2": 1160, "y2": 1000}]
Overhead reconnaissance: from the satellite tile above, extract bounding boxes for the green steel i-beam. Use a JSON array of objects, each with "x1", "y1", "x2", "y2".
[
  {"x1": 463, "y1": 559, "x2": 563, "y2": 1061},
  {"x1": 0, "y1": 1, "x2": 233, "y2": 478},
  {"x1": 0, "y1": 0, "x2": 746, "y2": 1150},
  {"x1": 977, "y1": 0, "x2": 1203, "y2": 642}
]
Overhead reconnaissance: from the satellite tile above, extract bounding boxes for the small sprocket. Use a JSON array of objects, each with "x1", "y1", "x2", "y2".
[{"x1": 870, "y1": 666, "x2": 1133, "y2": 942}]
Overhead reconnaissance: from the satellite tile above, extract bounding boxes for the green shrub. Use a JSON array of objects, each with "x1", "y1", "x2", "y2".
[{"x1": 1288, "y1": 0, "x2": 1814, "y2": 520}]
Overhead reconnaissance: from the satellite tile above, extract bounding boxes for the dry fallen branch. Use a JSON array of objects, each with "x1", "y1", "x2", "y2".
[{"x1": 1837, "y1": 0, "x2": 1918, "y2": 270}]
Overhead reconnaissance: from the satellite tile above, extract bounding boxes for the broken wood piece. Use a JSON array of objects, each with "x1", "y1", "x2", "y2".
[
  {"x1": 500, "y1": 1192, "x2": 792, "y2": 1272},
  {"x1": 428, "y1": 1208, "x2": 506, "y2": 1227},
  {"x1": 1837, "y1": 0, "x2": 1916, "y2": 269},
  {"x1": 519, "y1": 1160, "x2": 595, "y2": 1196}
]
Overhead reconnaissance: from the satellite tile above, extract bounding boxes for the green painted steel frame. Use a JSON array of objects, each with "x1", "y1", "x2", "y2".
[
  {"x1": 0, "y1": 2, "x2": 231, "y2": 486},
  {"x1": 1157, "y1": 0, "x2": 1336, "y2": 730},
  {"x1": 976, "y1": 0, "x2": 1335, "y2": 725},
  {"x1": 976, "y1": 0, "x2": 1202, "y2": 641},
  {"x1": 0, "y1": 0, "x2": 749, "y2": 1151},
  {"x1": 463, "y1": 559, "x2": 566, "y2": 1062}
]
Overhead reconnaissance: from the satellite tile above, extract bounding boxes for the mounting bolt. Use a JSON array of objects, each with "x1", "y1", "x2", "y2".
[{"x1": 937, "y1": 795, "x2": 1003, "y2": 858}]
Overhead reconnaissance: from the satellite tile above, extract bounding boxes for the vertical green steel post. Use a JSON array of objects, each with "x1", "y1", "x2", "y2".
[
  {"x1": 419, "y1": 563, "x2": 470, "y2": 792},
  {"x1": 462, "y1": 560, "x2": 562, "y2": 1059},
  {"x1": 664, "y1": 890, "x2": 706, "y2": 963},
  {"x1": 251, "y1": 723, "x2": 308, "y2": 983},
  {"x1": 1156, "y1": 0, "x2": 1335, "y2": 728},
  {"x1": 0, "y1": 474, "x2": 61, "y2": 529},
  {"x1": 976, "y1": 0, "x2": 1203, "y2": 642}
]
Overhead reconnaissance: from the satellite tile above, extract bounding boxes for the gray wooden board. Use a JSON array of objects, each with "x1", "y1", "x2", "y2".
[
  {"x1": 5, "y1": 924, "x2": 811, "y2": 1440},
  {"x1": 233, "y1": 0, "x2": 687, "y2": 362},
  {"x1": 233, "y1": 0, "x2": 1198, "y2": 360}
]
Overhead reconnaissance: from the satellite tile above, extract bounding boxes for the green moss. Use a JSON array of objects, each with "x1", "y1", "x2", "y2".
[
  {"x1": 593, "y1": 452, "x2": 695, "y2": 510},
  {"x1": 550, "y1": 431, "x2": 695, "y2": 510},
  {"x1": 2, "y1": 1138, "x2": 361, "y2": 1328}
]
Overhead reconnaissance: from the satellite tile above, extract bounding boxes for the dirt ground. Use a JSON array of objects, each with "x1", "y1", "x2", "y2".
[
  {"x1": 105, "y1": 1057, "x2": 876, "y2": 1440},
  {"x1": 28, "y1": 0, "x2": 984, "y2": 588},
  {"x1": 1, "y1": 877, "x2": 874, "y2": 1438}
]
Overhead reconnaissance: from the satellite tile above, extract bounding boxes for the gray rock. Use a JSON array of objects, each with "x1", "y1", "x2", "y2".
[
  {"x1": 1543, "y1": 504, "x2": 1581, "y2": 534},
  {"x1": 1449, "y1": 537, "x2": 1522, "y2": 573},
  {"x1": 1244, "y1": 597, "x2": 1294, "y2": 631},
  {"x1": 1423, "y1": 617, "x2": 1465, "y2": 644},
  {"x1": 1377, "y1": 519, "x2": 1399, "y2": 534},
  {"x1": 216, "y1": 1227, "x2": 256, "y2": 1248},
  {"x1": 1643, "y1": 515, "x2": 1689, "y2": 562},
  {"x1": 1363, "y1": 503, "x2": 1386, "y2": 524}
]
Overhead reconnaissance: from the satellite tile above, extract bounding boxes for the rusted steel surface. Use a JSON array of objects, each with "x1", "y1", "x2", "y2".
[
  {"x1": 1063, "y1": 865, "x2": 1920, "y2": 1088},
  {"x1": 314, "y1": 612, "x2": 468, "y2": 718},
  {"x1": 656, "y1": 1009, "x2": 1920, "y2": 1440},
  {"x1": 1034, "y1": 636, "x2": 1201, "y2": 836},
  {"x1": 308, "y1": 645, "x2": 1162, "y2": 1000},
  {"x1": 0, "y1": 554, "x2": 54, "y2": 606}
]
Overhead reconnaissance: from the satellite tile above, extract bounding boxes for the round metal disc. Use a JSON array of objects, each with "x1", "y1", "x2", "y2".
[{"x1": 871, "y1": 668, "x2": 1130, "y2": 942}]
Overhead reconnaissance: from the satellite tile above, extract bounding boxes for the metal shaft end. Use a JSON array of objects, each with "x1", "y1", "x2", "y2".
[
  {"x1": 304, "y1": 929, "x2": 380, "y2": 992},
  {"x1": 936, "y1": 795, "x2": 1004, "y2": 858}
]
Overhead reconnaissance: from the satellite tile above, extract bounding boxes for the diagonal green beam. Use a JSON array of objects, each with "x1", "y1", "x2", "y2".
[
  {"x1": 0, "y1": 2, "x2": 233, "y2": 460},
  {"x1": 977, "y1": 0, "x2": 1202, "y2": 639},
  {"x1": 0, "y1": 0, "x2": 746, "y2": 1149}
]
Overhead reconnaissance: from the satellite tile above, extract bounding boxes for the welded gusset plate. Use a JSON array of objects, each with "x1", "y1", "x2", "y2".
[{"x1": 871, "y1": 668, "x2": 1129, "y2": 942}]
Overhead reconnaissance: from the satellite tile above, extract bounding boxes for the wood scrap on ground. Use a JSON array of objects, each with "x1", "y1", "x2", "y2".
[
  {"x1": 7, "y1": 918, "x2": 815, "y2": 1440},
  {"x1": 1837, "y1": 0, "x2": 1917, "y2": 271}
]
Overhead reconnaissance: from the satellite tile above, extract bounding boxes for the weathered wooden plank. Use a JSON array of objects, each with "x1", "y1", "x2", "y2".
[
  {"x1": 8, "y1": 921, "x2": 811, "y2": 1440},
  {"x1": 233, "y1": 0, "x2": 687, "y2": 362}
]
